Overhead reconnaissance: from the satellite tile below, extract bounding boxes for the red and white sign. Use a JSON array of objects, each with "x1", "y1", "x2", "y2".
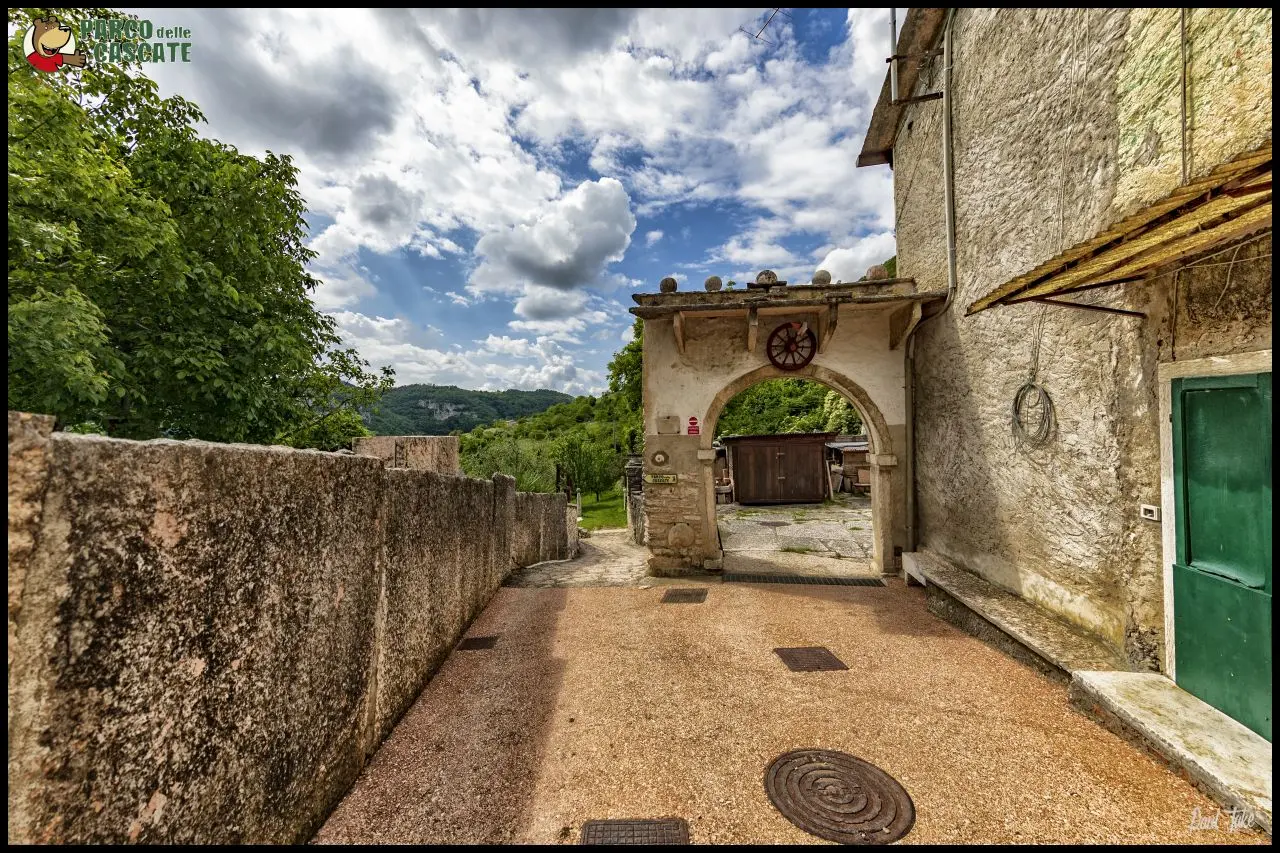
[{"x1": 687, "y1": 416, "x2": 700, "y2": 435}]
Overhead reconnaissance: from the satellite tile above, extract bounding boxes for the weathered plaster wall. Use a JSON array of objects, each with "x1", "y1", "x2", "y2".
[
  {"x1": 7, "y1": 414, "x2": 570, "y2": 844},
  {"x1": 895, "y1": 8, "x2": 1272, "y2": 668},
  {"x1": 642, "y1": 308, "x2": 907, "y2": 435},
  {"x1": 351, "y1": 435, "x2": 461, "y2": 474}
]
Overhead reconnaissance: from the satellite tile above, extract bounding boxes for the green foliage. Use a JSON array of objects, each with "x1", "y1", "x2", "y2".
[
  {"x1": 364, "y1": 384, "x2": 572, "y2": 435},
  {"x1": 7, "y1": 7, "x2": 391, "y2": 448},
  {"x1": 605, "y1": 319, "x2": 643, "y2": 416},
  {"x1": 715, "y1": 379, "x2": 826, "y2": 437},
  {"x1": 883, "y1": 255, "x2": 897, "y2": 278},
  {"x1": 715, "y1": 380, "x2": 862, "y2": 438},
  {"x1": 555, "y1": 432, "x2": 622, "y2": 501},
  {"x1": 822, "y1": 391, "x2": 863, "y2": 434},
  {"x1": 460, "y1": 436, "x2": 556, "y2": 493},
  {"x1": 458, "y1": 321, "x2": 643, "y2": 493}
]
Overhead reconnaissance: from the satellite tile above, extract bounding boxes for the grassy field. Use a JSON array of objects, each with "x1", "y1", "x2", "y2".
[{"x1": 578, "y1": 488, "x2": 627, "y2": 530}]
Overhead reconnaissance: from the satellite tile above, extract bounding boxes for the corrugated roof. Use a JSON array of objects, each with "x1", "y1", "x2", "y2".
[
  {"x1": 967, "y1": 144, "x2": 1272, "y2": 315},
  {"x1": 825, "y1": 441, "x2": 870, "y2": 451}
]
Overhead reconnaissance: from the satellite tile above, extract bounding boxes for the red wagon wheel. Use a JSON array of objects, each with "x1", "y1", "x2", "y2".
[{"x1": 766, "y1": 322, "x2": 817, "y2": 371}]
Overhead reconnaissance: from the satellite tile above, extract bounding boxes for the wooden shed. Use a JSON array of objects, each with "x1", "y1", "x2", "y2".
[{"x1": 722, "y1": 433, "x2": 835, "y2": 504}]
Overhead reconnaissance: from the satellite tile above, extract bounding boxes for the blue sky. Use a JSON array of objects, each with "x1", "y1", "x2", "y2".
[{"x1": 134, "y1": 8, "x2": 906, "y2": 394}]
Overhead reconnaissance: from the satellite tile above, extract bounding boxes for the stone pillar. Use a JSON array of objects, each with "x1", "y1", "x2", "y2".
[
  {"x1": 870, "y1": 454, "x2": 898, "y2": 576},
  {"x1": 640, "y1": 435, "x2": 704, "y2": 575},
  {"x1": 698, "y1": 449, "x2": 722, "y2": 569}
]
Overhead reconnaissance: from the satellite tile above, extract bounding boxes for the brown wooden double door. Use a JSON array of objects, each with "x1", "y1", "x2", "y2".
[{"x1": 729, "y1": 435, "x2": 830, "y2": 504}]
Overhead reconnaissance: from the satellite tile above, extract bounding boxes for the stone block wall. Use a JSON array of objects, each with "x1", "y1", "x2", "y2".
[
  {"x1": 7, "y1": 412, "x2": 570, "y2": 844},
  {"x1": 351, "y1": 435, "x2": 461, "y2": 474}
]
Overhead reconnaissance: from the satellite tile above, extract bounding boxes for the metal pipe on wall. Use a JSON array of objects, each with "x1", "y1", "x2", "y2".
[
  {"x1": 904, "y1": 7, "x2": 958, "y2": 555},
  {"x1": 890, "y1": 8, "x2": 899, "y2": 103}
]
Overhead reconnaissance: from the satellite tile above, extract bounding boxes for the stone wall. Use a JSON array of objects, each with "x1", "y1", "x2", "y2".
[
  {"x1": 351, "y1": 435, "x2": 461, "y2": 474},
  {"x1": 626, "y1": 490, "x2": 645, "y2": 546},
  {"x1": 893, "y1": 8, "x2": 1272, "y2": 668},
  {"x1": 7, "y1": 412, "x2": 571, "y2": 844},
  {"x1": 511, "y1": 491, "x2": 575, "y2": 569}
]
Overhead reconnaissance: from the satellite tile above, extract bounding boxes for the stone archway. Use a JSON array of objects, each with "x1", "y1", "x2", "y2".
[
  {"x1": 629, "y1": 275, "x2": 934, "y2": 576},
  {"x1": 700, "y1": 364, "x2": 898, "y2": 575}
]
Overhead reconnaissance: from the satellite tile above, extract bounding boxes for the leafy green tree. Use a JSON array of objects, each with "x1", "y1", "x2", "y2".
[
  {"x1": 460, "y1": 437, "x2": 556, "y2": 492},
  {"x1": 714, "y1": 379, "x2": 830, "y2": 437},
  {"x1": 822, "y1": 391, "x2": 863, "y2": 435},
  {"x1": 7, "y1": 7, "x2": 391, "y2": 449},
  {"x1": 555, "y1": 433, "x2": 620, "y2": 501}
]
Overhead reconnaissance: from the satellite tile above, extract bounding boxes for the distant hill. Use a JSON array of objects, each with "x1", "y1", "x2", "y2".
[{"x1": 363, "y1": 384, "x2": 574, "y2": 436}]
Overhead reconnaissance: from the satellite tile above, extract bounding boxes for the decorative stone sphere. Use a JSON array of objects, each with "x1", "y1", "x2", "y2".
[
  {"x1": 811, "y1": 269, "x2": 832, "y2": 286},
  {"x1": 866, "y1": 264, "x2": 889, "y2": 281},
  {"x1": 659, "y1": 276, "x2": 678, "y2": 293},
  {"x1": 756, "y1": 269, "x2": 778, "y2": 285},
  {"x1": 704, "y1": 275, "x2": 723, "y2": 292}
]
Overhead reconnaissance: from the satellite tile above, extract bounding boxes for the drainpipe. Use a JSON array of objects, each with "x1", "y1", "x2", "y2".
[
  {"x1": 889, "y1": 8, "x2": 899, "y2": 103},
  {"x1": 904, "y1": 7, "x2": 958, "y2": 554}
]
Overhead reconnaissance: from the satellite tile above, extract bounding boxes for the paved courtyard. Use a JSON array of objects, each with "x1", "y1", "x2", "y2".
[
  {"x1": 718, "y1": 492, "x2": 878, "y2": 577},
  {"x1": 314, "y1": 574, "x2": 1264, "y2": 844}
]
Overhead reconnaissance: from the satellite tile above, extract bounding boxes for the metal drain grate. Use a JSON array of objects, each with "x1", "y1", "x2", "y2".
[
  {"x1": 457, "y1": 635, "x2": 498, "y2": 650},
  {"x1": 764, "y1": 749, "x2": 915, "y2": 844},
  {"x1": 774, "y1": 646, "x2": 849, "y2": 672},
  {"x1": 724, "y1": 573, "x2": 885, "y2": 587},
  {"x1": 661, "y1": 587, "x2": 708, "y2": 604},
  {"x1": 758, "y1": 520, "x2": 792, "y2": 527},
  {"x1": 580, "y1": 818, "x2": 690, "y2": 844}
]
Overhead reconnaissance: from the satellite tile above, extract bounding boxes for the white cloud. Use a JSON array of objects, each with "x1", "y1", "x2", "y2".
[
  {"x1": 815, "y1": 232, "x2": 899, "y2": 283},
  {"x1": 131, "y1": 8, "x2": 904, "y2": 392},
  {"x1": 310, "y1": 271, "x2": 377, "y2": 311},
  {"x1": 468, "y1": 177, "x2": 637, "y2": 319},
  {"x1": 331, "y1": 310, "x2": 605, "y2": 393}
]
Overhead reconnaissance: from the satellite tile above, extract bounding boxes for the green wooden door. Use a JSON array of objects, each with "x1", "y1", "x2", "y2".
[{"x1": 1172, "y1": 372, "x2": 1272, "y2": 741}]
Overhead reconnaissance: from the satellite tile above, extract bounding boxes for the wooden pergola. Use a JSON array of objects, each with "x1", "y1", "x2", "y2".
[{"x1": 967, "y1": 143, "x2": 1272, "y2": 317}]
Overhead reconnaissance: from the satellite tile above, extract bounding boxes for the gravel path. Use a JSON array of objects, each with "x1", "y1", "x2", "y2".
[{"x1": 314, "y1": 580, "x2": 1264, "y2": 845}]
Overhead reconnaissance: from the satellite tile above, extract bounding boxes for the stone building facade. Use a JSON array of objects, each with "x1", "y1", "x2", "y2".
[{"x1": 866, "y1": 8, "x2": 1271, "y2": 673}]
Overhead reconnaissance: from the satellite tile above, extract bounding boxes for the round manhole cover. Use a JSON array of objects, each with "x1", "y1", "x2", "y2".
[{"x1": 764, "y1": 749, "x2": 915, "y2": 844}]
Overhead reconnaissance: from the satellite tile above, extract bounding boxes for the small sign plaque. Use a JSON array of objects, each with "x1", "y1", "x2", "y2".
[
  {"x1": 687, "y1": 416, "x2": 700, "y2": 435},
  {"x1": 644, "y1": 474, "x2": 679, "y2": 484}
]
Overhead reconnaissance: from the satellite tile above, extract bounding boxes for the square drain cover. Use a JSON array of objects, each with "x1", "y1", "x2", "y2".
[
  {"x1": 580, "y1": 818, "x2": 690, "y2": 844},
  {"x1": 457, "y1": 635, "x2": 498, "y2": 650},
  {"x1": 661, "y1": 588, "x2": 708, "y2": 604},
  {"x1": 774, "y1": 646, "x2": 848, "y2": 672}
]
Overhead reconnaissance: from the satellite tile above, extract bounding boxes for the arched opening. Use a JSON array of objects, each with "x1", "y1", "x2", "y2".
[{"x1": 698, "y1": 363, "x2": 899, "y2": 575}]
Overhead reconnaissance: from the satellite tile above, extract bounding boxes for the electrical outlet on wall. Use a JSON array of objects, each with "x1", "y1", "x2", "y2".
[{"x1": 1140, "y1": 504, "x2": 1161, "y2": 521}]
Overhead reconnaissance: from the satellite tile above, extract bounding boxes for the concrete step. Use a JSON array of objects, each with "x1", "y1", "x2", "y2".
[
  {"x1": 1070, "y1": 671, "x2": 1272, "y2": 836},
  {"x1": 904, "y1": 549, "x2": 1130, "y2": 675}
]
